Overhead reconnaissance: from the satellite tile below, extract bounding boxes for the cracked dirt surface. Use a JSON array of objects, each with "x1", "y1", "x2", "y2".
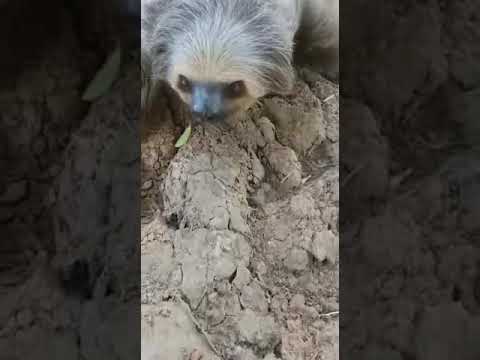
[
  {"x1": 141, "y1": 67, "x2": 339, "y2": 359},
  {"x1": 340, "y1": 1, "x2": 480, "y2": 359},
  {"x1": 0, "y1": 1, "x2": 140, "y2": 358},
  {"x1": 1, "y1": 54, "x2": 140, "y2": 358}
]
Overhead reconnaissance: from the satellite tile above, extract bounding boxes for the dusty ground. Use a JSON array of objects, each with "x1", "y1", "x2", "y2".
[
  {"x1": 5, "y1": 1, "x2": 479, "y2": 359},
  {"x1": 340, "y1": 1, "x2": 480, "y2": 359},
  {"x1": 140, "y1": 69, "x2": 339, "y2": 359},
  {"x1": 0, "y1": 2, "x2": 140, "y2": 358}
]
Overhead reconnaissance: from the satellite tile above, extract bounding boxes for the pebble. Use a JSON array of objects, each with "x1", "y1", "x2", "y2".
[
  {"x1": 284, "y1": 248, "x2": 309, "y2": 272},
  {"x1": 142, "y1": 179, "x2": 153, "y2": 191},
  {"x1": 312, "y1": 230, "x2": 338, "y2": 263}
]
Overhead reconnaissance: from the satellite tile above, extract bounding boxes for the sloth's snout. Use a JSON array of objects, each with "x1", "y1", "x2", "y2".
[{"x1": 191, "y1": 84, "x2": 224, "y2": 121}]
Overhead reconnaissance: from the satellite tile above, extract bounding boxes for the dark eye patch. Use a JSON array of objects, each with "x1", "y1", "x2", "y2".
[
  {"x1": 224, "y1": 80, "x2": 246, "y2": 99},
  {"x1": 177, "y1": 75, "x2": 192, "y2": 93}
]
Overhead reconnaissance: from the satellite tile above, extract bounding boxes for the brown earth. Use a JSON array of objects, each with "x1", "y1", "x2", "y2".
[
  {"x1": 340, "y1": 1, "x2": 480, "y2": 359},
  {"x1": 140, "y1": 68, "x2": 339, "y2": 360}
]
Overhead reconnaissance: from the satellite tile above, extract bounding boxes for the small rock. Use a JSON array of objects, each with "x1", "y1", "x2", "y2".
[
  {"x1": 290, "y1": 193, "x2": 317, "y2": 218},
  {"x1": 264, "y1": 142, "x2": 302, "y2": 191},
  {"x1": 233, "y1": 264, "x2": 251, "y2": 289},
  {"x1": 257, "y1": 117, "x2": 276, "y2": 143},
  {"x1": 251, "y1": 183, "x2": 276, "y2": 208},
  {"x1": 237, "y1": 309, "x2": 279, "y2": 350},
  {"x1": 240, "y1": 282, "x2": 269, "y2": 314},
  {"x1": 264, "y1": 95, "x2": 324, "y2": 155},
  {"x1": 289, "y1": 294, "x2": 306, "y2": 310},
  {"x1": 311, "y1": 230, "x2": 338, "y2": 263},
  {"x1": 270, "y1": 294, "x2": 288, "y2": 315},
  {"x1": 302, "y1": 305, "x2": 320, "y2": 323},
  {"x1": 256, "y1": 261, "x2": 267, "y2": 277},
  {"x1": 250, "y1": 187, "x2": 267, "y2": 207},
  {"x1": 284, "y1": 248, "x2": 309, "y2": 272},
  {"x1": 214, "y1": 281, "x2": 230, "y2": 295},
  {"x1": 251, "y1": 154, "x2": 265, "y2": 184},
  {"x1": 142, "y1": 179, "x2": 153, "y2": 191}
]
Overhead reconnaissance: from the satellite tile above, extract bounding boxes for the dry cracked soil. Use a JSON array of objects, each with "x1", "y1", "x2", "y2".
[
  {"x1": 340, "y1": 1, "x2": 480, "y2": 359},
  {"x1": 3, "y1": 1, "x2": 480, "y2": 360},
  {"x1": 140, "y1": 69, "x2": 339, "y2": 360}
]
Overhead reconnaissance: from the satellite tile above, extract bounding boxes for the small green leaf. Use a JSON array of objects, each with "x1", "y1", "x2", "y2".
[
  {"x1": 82, "y1": 46, "x2": 121, "y2": 101},
  {"x1": 175, "y1": 125, "x2": 192, "y2": 148}
]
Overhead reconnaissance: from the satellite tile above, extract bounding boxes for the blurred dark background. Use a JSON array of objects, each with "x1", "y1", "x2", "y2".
[
  {"x1": 340, "y1": 1, "x2": 480, "y2": 359},
  {"x1": 0, "y1": 0, "x2": 141, "y2": 358}
]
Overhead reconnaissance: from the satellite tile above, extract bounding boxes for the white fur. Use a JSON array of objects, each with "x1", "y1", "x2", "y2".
[
  {"x1": 170, "y1": 1, "x2": 295, "y2": 97},
  {"x1": 141, "y1": 0, "x2": 339, "y2": 109}
]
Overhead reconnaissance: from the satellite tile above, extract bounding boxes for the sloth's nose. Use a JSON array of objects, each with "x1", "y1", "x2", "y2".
[{"x1": 191, "y1": 85, "x2": 223, "y2": 121}]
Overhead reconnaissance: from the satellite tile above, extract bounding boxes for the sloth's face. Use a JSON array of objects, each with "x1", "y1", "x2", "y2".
[
  {"x1": 166, "y1": 16, "x2": 294, "y2": 121},
  {"x1": 169, "y1": 74, "x2": 259, "y2": 122}
]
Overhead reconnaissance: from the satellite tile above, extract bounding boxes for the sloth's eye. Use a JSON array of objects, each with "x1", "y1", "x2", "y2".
[
  {"x1": 177, "y1": 75, "x2": 192, "y2": 93},
  {"x1": 225, "y1": 80, "x2": 246, "y2": 98}
]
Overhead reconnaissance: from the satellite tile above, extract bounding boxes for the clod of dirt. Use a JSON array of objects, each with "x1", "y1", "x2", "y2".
[
  {"x1": 289, "y1": 294, "x2": 306, "y2": 310},
  {"x1": 141, "y1": 240, "x2": 177, "y2": 304},
  {"x1": 240, "y1": 281, "x2": 269, "y2": 314},
  {"x1": 237, "y1": 309, "x2": 280, "y2": 350},
  {"x1": 264, "y1": 81, "x2": 325, "y2": 155},
  {"x1": 256, "y1": 117, "x2": 277, "y2": 144},
  {"x1": 299, "y1": 68, "x2": 339, "y2": 102},
  {"x1": 142, "y1": 302, "x2": 221, "y2": 360},
  {"x1": 284, "y1": 248, "x2": 310, "y2": 272},
  {"x1": 311, "y1": 230, "x2": 339, "y2": 264},
  {"x1": 162, "y1": 127, "x2": 251, "y2": 233},
  {"x1": 232, "y1": 264, "x2": 251, "y2": 289},
  {"x1": 264, "y1": 142, "x2": 303, "y2": 192},
  {"x1": 175, "y1": 229, "x2": 251, "y2": 306},
  {"x1": 254, "y1": 168, "x2": 338, "y2": 266}
]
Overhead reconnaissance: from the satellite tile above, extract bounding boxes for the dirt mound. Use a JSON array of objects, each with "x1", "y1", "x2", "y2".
[{"x1": 141, "y1": 69, "x2": 339, "y2": 359}]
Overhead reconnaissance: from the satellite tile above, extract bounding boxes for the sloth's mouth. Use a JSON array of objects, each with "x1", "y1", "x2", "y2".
[{"x1": 190, "y1": 109, "x2": 230, "y2": 124}]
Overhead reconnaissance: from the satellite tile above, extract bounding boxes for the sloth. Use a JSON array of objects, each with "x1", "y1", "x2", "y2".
[{"x1": 141, "y1": 0, "x2": 338, "y2": 121}]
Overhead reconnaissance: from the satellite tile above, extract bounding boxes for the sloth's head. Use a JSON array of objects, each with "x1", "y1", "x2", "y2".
[{"x1": 157, "y1": 0, "x2": 295, "y2": 121}]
